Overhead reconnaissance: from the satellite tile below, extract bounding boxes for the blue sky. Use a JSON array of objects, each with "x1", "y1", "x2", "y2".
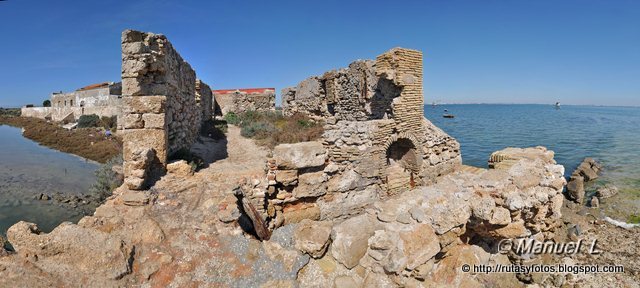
[{"x1": 0, "y1": 0, "x2": 638, "y2": 107}]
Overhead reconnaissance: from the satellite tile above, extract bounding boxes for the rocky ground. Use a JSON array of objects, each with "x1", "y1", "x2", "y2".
[{"x1": 0, "y1": 127, "x2": 638, "y2": 287}]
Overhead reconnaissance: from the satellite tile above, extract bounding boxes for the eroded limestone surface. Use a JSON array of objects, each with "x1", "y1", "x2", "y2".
[{"x1": 0, "y1": 144, "x2": 566, "y2": 287}]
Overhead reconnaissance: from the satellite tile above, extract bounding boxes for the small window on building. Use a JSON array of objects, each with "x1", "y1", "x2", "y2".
[
  {"x1": 64, "y1": 100, "x2": 67, "y2": 106},
  {"x1": 70, "y1": 100, "x2": 73, "y2": 106},
  {"x1": 80, "y1": 101, "x2": 85, "y2": 107}
]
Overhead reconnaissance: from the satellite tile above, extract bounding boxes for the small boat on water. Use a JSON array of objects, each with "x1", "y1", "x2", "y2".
[
  {"x1": 555, "y1": 102, "x2": 561, "y2": 109},
  {"x1": 442, "y1": 109, "x2": 455, "y2": 118}
]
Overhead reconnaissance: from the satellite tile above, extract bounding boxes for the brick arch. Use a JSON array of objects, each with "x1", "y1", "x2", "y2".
[
  {"x1": 383, "y1": 132, "x2": 422, "y2": 173},
  {"x1": 382, "y1": 132, "x2": 420, "y2": 153}
]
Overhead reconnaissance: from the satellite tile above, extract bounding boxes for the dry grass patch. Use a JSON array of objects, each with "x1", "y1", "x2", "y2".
[{"x1": 224, "y1": 111, "x2": 323, "y2": 148}]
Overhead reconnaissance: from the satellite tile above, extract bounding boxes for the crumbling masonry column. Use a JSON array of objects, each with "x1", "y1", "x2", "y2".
[
  {"x1": 120, "y1": 30, "x2": 199, "y2": 190},
  {"x1": 375, "y1": 48, "x2": 425, "y2": 141}
]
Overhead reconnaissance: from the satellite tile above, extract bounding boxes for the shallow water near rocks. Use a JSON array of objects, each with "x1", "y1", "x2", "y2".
[
  {"x1": 427, "y1": 104, "x2": 640, "y2": 222},
  {"x1": 0, "y1": 125, "x2": 98, "y2": 236}
]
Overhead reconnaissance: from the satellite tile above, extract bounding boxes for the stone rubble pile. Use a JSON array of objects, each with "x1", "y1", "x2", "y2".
[{"x1": 291, "y1": 146, "x2": 566, "y2": 287}]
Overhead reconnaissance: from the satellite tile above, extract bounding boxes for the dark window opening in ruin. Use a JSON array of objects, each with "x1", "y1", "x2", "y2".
[
  {"x1": 327, "y1": 103, "x2": 335, "y2": 115},
  {"x1": 80, "y1": 101, "x2": 85, "y2": 107},
  {"x1": 385, "y1": 138, "x2": 421, "y2": 194},
  {"x1": 70, "y1": 100, "x2": 73, "y2": 106},
  {"x1": 64, "y1": 100, "x2": 67, "y2": 106},
  {"x1": 369, "y1": 78, "x2": 401, "y2": 120},
  {"x1": 386, "y1": 138, "x2": 419, "y2": 173}
]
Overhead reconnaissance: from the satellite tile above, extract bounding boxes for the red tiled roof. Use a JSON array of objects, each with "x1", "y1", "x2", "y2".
[
  {"x1": 212, "y1": 88, "x2": 275, "y2": 94},
  {"x1": 77, "y1": 82, "x2": 110, "y2": 91}
]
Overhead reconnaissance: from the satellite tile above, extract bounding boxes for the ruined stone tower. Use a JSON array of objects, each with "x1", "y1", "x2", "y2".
[{"x1": 281, "y1": 47, "x2": 461, "y2": 205}]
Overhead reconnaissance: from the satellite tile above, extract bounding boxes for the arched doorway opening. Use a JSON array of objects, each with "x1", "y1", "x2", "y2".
[{"x1": 384, "y1": 138, "x2": 421, "y2": 195}]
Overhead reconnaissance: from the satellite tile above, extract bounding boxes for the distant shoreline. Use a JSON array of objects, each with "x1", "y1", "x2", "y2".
[{"x1": 0, "y1": 116, "x2": 122, "y2": 164}]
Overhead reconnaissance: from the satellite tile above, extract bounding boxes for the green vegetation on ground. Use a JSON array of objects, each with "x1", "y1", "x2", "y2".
[
  {"x1": 200, "y1": 119, "x2": 228, "y2": 140},
  {"x1": 89, "y1": 154, "x2": 124, "y2": 201},
  {"x1": 0, "y1": 108, "x2": 20, "y2": 117},
  {"x1": 100, "y1": 116, "x2": 117, "y2": 130},
  {"x1": 78, "y1": 114, "x2": 100, "y2": 128},
  {"x1": 77, "y1": 114, "x2": 117, "y2": 130},
  {"x1": 628, "y1": 214, "x2": 640, "y2": 224},
  {"x1": 223, "y1": 110, "x2": 323, "y2": 148}
]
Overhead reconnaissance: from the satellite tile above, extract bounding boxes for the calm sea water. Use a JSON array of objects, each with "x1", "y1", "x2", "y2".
[
  {"x1": 0, "y1": 125, "x2": 98, "y2": 235},
  {"x1": 426, "y1": 104, "x2": 640, "y2": 220}
]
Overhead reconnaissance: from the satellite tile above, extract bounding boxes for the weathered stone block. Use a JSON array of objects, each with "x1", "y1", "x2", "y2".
[
  {"x1": 122, "y1": 42, "x2": 148, "y2": 55},
  {"x1": 293, "y1": 171, "x2": 327, "y2": 198},
  {"x1": 276, "y1": 170, "x2": 298, "y2": 186},
  {"x1": 142, "y1": 113, "x2": 166, "y2": 129},
  {"x1": 122, "y1": 29, "x2": 144, "y2": 43},
  {"x1": 121, "y1": 77, "x2": 169, "y2": 96},
  {"x1": 7, "y1": 221, "x2": 134, "y2": 280},
  {"x1": 400, "y1": 224, "x2": 440, "y2": 270},
  {"x1": 293, "y1": 219, "x2": 332, "y2": 258},
  {"x1": 121, "y1": 113, "x2": 144, "y2": 129},
  {"x1": 274, "y1": 141, "x2": 327, "y2": 169},
  {"x1": 123, "y1": 129, "x2": 167, "y2": 164},
  {"x1": 283, "y1": 205, "x2": 321, "y2": 225},
  {"x1": 331, "y1": 214, "x2": 379, "y2": 269},
  {"x1": 122, "y1": 96, "x2": 166, "y2": 114},
  {"x1": 327, "y1": 170, "x2": 372, "y2": 193},
  {"x1": 166, "y1": 160, "x2": 193, "y2": 176}
]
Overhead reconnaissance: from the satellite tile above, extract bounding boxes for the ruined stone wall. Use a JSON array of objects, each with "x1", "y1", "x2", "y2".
[
  {"x1": 281, "y1": 48, "x2": 460, "y2": 198},
  {"x1": 213, "y1": 88, "x2": 276, "y2": 116},
  {"x1": 195, "y1": 79, "x2": 213, "y2": 123},
  {"x1": 281, "y1": 60, "x2": 381, "y2": 121},
  {"x1": 120, "y1": 30, "x2": 199, "y2": 190}
]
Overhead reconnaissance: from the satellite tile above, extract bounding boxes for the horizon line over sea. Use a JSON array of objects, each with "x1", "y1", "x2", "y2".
[
  {"x1": 426, "y1": 104, "x2": 640, "y2": 221},
  {"x1": 3, "y1": 102, "x2": 640, "y2": 109},
  {"x1": 432, "y1": 103, "x2": 640, "y2": 108}
]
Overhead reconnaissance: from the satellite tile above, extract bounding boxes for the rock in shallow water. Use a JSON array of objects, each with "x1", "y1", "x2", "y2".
[
  {"x1": 596, "y1": 184, "x2": 619, "y2": 199},
  {"x1": 566, "y1": 175, "x2": 585, "y2": 203}
]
